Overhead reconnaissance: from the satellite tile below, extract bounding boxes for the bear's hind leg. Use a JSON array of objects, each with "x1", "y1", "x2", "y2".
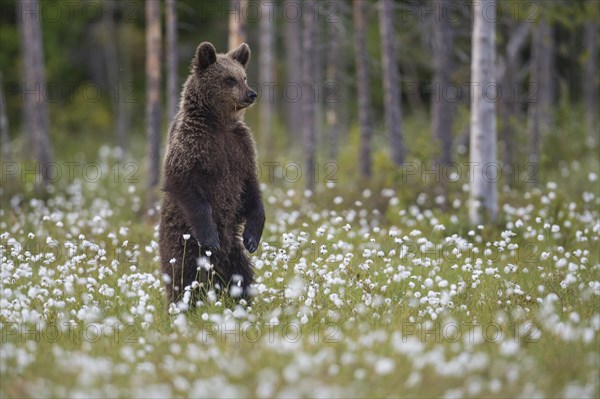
[
  {"x1": 224, "y1": 242, "x2": 255, "y2": 300},
  {"x1": 167, "y1": 238, "x2": 202, "y2": 304}
]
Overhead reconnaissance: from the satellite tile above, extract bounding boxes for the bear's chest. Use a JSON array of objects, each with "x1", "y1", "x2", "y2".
[
  {"x1": 219, "y1": 128, "x2": 252, "y2": 176},
  {"x1": 204, "y1": 126, "x2": 254, "y2": 209}
]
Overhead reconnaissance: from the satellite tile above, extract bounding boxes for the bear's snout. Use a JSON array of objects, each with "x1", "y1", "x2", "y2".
[{"x1": 246, "y1": 90, "x2": 257, "y2": 103}]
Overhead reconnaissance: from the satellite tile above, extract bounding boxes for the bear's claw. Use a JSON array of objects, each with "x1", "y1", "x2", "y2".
[
  {"x1": 199, "y1": 232, "x2": 220, "y2": 255},
  {"x1": 243, "y1": 234, "x2": 258, "y2": 253}
]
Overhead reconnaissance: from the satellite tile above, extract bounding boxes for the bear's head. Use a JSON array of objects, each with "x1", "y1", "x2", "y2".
[{"x1": 189, "y1": 42, "x2": 257, "y2": 115}]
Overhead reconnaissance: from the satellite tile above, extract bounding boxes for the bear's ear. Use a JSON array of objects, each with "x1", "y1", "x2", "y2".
[
  {"x1": 227, "y1": 43, "x2": 251, "y2": 68},
  {"x1": 194, "y1": 42, "x2": 217, "y2": 71}
]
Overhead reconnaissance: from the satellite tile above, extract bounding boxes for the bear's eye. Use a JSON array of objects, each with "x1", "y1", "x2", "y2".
[
  {"x1": 225, "y1": 77, "x2": 236, "y2": 85},
  {"x1": 243, "y1": 77, "x2": 247, "y2": 82}
]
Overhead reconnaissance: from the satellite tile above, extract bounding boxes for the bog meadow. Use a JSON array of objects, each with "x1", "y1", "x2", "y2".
[{"x1": 1, "y1": 0, "x2": 599, "y2": 398}]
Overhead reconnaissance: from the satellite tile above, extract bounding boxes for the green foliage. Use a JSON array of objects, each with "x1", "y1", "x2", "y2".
[
  {"x1": 1, "y1": 2, "x2": 599, "y2": 394},
  {"x1": 1, "y1": 138, "x2": 598, "y2": 396},
  {"x1": 1, "y1": 0, "x2": 597, "y2": 163},
  {"x1": 51, "y1": 84, "x2": 112, "y2": 132}
]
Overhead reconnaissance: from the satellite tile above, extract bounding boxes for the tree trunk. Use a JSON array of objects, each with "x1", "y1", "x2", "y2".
[
  {"x1": 0, "y1": 71, "x2": 10, "y2": 162},
  {"x1": 284, "y1": 0, "x2": 303, "y2": 145},
  {"x1": 259, "y1": 0, "x2": 274, "y2": 154},
  {"x1": 228, "y1": 0, "x2": 248, "y2": 51},
  {"x1": 85, "y1": 20, "x2": 107, "y2": 89},
  {"x1": 469, "y1": 0, "x2": 498, "y2": 225},
  {"x1": 146, "y1": 0, "x2": 162, "y2": 191},
  {"x1": 528, "y1": 11, "x2": 554, "y2": 165},
  {"x1": 498, "y1": 21, "x2": 529, "y2": 180},
  {"x1": 312, "y1": 5, "x2": 324, "y2": 155},
  {"x1": 18, "y1": 0, "x2": 53, "y2": 185},
  {"x1": 115, "y1": 22, "x2": 133, "y2": 158},
  {"x1": 431, "y1": 0, "x2": 454, "y2": 167},
  {"x1": 353, "y1": 0, "x2": 373, "y2": 177},
  {"x1": 326, "y1": 0, "x2": 341, "y2": 160},
  {"x1": 583, "y1": 18, "x2": 598, "y2": 142},
  {"x1": 166, "y1": 0, "x2": 179, "y2": 122},
  {"x1": 379, "y1": 0, "x2": 404, "y2": 165},
  {"x1": 100, "y1": 0, "x2": 124, "y2": 155},
  {"x1": 302, "y1": 0, "x2": 316, "y2": 191},
  {"x1": 404, "y1": 59, "x2": 423, "y2": 114}
]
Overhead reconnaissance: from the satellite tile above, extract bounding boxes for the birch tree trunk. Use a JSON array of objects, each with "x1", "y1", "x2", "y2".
[
  {"x1": 499, "y1": 21, "x2": 529, "y2": 180},
  {"x1": 312, "y1": 4, "x2": 323, "y2": 150},
  {"x1": 353, "y1": 0, "x2": 373, "y2": 177},
  {"x1": 528, "y1": 11, "x2": 554, "y2": 165},
  {"x1": 259, "y1": 0, "x2": 274, "y2": 154},
  {"x1": 146, "y1": 0, "x2": 162, "y2": 191},
  {"x1": 99, "y1": 0, "x2": 128, "y2": 157},
  {"x1": 228, "y1": 0, "x2": 248, "y2": 51},
  {"x1": 326, "y1": 0, "x2": 341, "y2": 160},
  {"x1": 166, "y1": 0, "x2": 179, "y2": 122},
  {"x1": 19, "y1": 0, "x2": 53, "y2": 185},
  {"x1": 469, "y1": 0, "x2": 498, "y2": 225},
  {"x1": 379, "y1": 0, "x2": 404, "y2": 165},
  {"x1": 302, "y1": 0, "x2": 316, "y2": 191},
  {"x1": 583, "y1": 18, "x2": 598, "y2": 142},
  {"x1": 115, "y1": 22, "x2": 133, "y2": 158},
  {"x1": 284, "y1": 0, "x2": 303, "y2": 144},
  {"x1": 432, "y1": 0, "x2": 454, "y2": 167}
]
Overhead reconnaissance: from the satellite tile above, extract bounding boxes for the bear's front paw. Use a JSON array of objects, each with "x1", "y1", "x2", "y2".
[
  {"x1": 199, "y1": 233, "x2": 220, "y2": 255},
  {"x1": 243, "y1": 230, "x2": 259, "y2": 253}
]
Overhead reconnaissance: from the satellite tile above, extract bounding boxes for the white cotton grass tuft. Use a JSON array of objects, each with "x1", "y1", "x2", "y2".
[
  {"x1": 197, "y1": 256, "x2": 212, "y2": 271},
  {"x1": 1, "y1": 155, "x2": 598, "y2": 397}
]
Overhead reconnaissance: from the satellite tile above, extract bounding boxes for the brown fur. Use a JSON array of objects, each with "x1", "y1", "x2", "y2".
[{"x1": 159, "y1": 42, "x2": 265, "y2": 303}]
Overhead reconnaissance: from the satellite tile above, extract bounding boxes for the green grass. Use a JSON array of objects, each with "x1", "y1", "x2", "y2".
[{"x1": 1, "y1": 114, "x2": 599, "y2": 397}]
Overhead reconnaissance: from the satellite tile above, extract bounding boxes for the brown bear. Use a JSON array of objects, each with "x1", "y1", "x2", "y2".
[{"x1": 159, "y1": 42, "x2": 265, "y2": 304}]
